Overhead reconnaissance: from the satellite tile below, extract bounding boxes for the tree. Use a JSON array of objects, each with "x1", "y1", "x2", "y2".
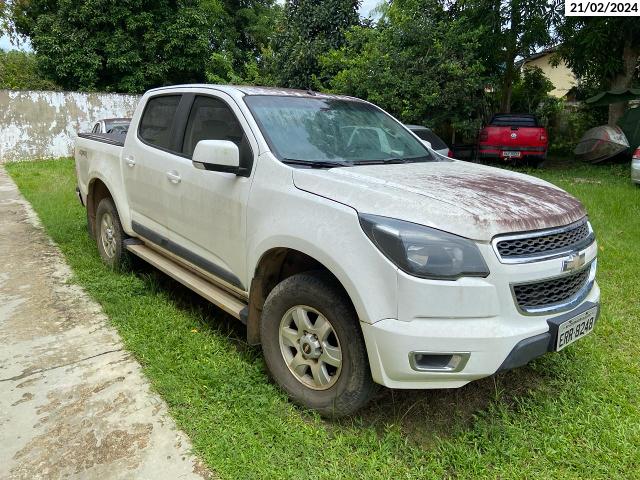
[
  {"x1": 0, "y1": 50, "x2": 59, "y2": 90},
  {"x1": 457, "y1": 0, "x2": 552, "y2": 113},
  {"x1": 270, "y1": 0, "x2": 360, "y2": 89},
  {"x1": 205, "y1": 1, "x2": 281, "y2": 85},
  {"x1": 0, "y1": 1, "x2": 6, "y2": 36},
  {"x1": 8, "y1": 0, "x2": 277, "y2": 92},
  {"x1": 510, "y1": 65, "x2": 554, "y2": 113},
  {"x1": 552, "y1": 14, "x2": 640, "y2": 125},
  {"x1": 320, "y1": 0, "x2": 487, "y2": 139}
]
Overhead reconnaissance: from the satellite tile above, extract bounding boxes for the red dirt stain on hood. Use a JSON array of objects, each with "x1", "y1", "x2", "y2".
[
  {"x1": 426, "y1": 172, "x2": 586, "y2": 231},
  {"x1": 293, "y1": 161, "x2": 587, "y2": 239}
]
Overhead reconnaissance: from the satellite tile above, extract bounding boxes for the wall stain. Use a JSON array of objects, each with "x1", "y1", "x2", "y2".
[{"x1": 0, "y1": 90, "x2": 139, "y2": 162}]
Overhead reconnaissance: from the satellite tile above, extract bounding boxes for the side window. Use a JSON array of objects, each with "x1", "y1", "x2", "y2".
[
  {"x1": 182, "y1": 96, "x2": 252, "y2": 170},
  {"x1": 138, "y1": 95, "x2": 181, "y2": 150}
]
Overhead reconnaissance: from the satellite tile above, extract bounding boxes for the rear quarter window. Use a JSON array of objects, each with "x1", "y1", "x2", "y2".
[
  {"x1": 489, "y1": 115, "x2": 539, "y2": 127},
  {"x1": 138, "y1": 95, "x2": 181, "y2": 150}
]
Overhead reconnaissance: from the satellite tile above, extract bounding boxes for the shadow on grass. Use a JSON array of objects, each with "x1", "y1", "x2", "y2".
[{"x1": 137, "y1": 263, "x2": 564, "y2": 447}]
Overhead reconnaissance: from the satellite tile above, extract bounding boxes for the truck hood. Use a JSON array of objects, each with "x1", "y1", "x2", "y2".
[{"x1": 292, "y1": 160, "x2": 586, "y2": 241}]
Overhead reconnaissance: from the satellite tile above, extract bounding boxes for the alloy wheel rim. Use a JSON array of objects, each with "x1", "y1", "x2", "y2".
[
  {"x1": 278, "y1": 305, "x2": 342, "y2": 390},
  {"x1": 100, "y1": 212, "x2": 117, "y2": 259}
]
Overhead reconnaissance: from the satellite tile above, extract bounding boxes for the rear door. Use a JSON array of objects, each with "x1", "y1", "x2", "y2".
[
  {"x1": 122, "y1": 94, "x2": 183, "y2": 238},
  {"x1": 160, "y1": 91, "x2": 257, "y2": 291}
]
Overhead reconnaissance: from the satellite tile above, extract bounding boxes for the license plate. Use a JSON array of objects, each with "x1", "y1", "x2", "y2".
[
  {"x1": 556, "y1": 307, "x2": 597, "y2": 351},
  {"x1": 503, "y1": 151, "x2": 521, "y2": 157}
]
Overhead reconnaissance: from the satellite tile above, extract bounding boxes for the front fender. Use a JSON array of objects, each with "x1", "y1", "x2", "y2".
[{"x1": 247, "y1": 189, "x2": 398, "y2": 325}]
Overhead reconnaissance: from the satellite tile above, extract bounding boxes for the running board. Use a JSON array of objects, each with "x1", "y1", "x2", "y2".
[{"x1": 126, "y1": 244, "x2": 246, "y2": 319}]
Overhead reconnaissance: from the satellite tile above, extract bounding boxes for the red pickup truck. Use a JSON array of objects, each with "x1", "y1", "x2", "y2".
[{"x1": 477, "y1": 114, "x2": 548, "y2": 166}]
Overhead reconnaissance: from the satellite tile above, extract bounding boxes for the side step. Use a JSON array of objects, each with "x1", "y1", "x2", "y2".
[{"x1": 126, "y1": 244, "x2": 246, "y2": 319}]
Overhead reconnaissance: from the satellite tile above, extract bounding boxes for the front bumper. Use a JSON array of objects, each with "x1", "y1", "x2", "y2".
[
  {"x1": 361, "y1": 241, "x2": 600, "y2": 389},
  {"x1": 496, "y1": 300, "x2": 599, "y2": 372},
  {"x1": 478, "y1": 147, "x2": 547, "y2": 161},
  {"x1": 362, "y1": 282, "x2": 599, "y2": 389}
]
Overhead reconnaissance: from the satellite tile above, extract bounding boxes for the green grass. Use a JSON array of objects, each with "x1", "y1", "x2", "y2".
[{"x1": 6, "y1": 158, "x2": 640, "y2": 479}]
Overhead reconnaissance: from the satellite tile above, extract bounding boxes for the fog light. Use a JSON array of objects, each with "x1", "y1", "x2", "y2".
[{"x1": 409, "y1": 352, "x2": 470, "y2": 372}]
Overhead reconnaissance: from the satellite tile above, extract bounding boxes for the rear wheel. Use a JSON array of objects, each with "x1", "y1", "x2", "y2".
[
  {"x1": 260, "y1": 272, "x2": 376, "y2": 417},
  {"x1": 95, "y1": 198, "x2": 131, "y2": 271}
]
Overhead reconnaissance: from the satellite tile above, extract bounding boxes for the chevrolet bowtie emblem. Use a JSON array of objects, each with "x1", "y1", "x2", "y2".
[{"x1": 562, "y1": 252, "x2": 586, "y2": 272}]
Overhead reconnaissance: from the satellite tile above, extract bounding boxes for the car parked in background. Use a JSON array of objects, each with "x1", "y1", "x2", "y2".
[
  {"x1": 632, "y1": 146, "x2": 640, "y2": 185},
  {"x1": 91, "y1": 118, "x2": 131, "y2": 136},
  {"x1": 477, "y1": 114, "x2": 548, "y2": 167},
  {"x1": 406, "y1": 125, "x2": 452, "y2": 157}
]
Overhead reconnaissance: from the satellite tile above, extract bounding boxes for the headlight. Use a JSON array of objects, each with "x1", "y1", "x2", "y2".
[{"x1": 359, "y1": 214, "x2": 489, "y2": 280}]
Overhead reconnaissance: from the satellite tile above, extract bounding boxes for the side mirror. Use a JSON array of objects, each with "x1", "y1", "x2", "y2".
[
  {"x1": 421, "y1": 139, "x2": 432, "y2": 149},
  {"x1": 192, "y1": 140, "x2": 241, "y2": 174}
]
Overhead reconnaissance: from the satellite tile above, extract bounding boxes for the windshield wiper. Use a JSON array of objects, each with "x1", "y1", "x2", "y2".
[
  {"x1": 351, "y1": 156, "x2": 434, "y2": 165},
  {"x1": 351, "y1": 158, "x2": 407, "y2": 165},
  {"x1": 282, "y1": 158, "x2": 351, "y2": 169}
]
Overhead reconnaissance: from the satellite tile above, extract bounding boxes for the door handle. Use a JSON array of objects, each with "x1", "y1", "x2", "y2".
[
  {"x1": 166, "y1": 170, "x2": 181, "y2": 184},
  {"x1": 124, "y1": 155, "x2": 136, "y2": 167}
]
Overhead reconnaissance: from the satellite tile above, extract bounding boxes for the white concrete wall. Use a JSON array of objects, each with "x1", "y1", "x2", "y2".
[{"x1": 0, "y1": 90, "x2": 140, "y2": 162}]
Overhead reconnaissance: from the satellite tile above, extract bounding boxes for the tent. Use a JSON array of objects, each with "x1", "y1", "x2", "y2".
[
  {"x1": 585, "y1": 88, "x2": 640, "y2": 149},
  {"x1": 618, "y1": 107, "x2": 640, "y2": 149},
  {"x1": 585, "y1": 88, "x2": 640, "y2": 106}
]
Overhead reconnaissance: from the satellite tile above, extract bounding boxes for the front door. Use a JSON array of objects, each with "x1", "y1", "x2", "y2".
[{"x1": 161, "y1": 92, "x2": 257, "y2": 291}]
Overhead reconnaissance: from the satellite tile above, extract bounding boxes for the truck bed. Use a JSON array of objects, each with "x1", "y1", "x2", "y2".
[
  {"x1": 74, "y1": 133, "x2": 126, "y2": 221},
  {"x1": 77, "y1": 132, "x2": 126, "y2": 147}
]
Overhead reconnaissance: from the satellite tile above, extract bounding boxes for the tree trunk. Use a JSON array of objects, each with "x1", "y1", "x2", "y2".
[
  {"x1": 607, "y1": 37, "x2": 640, "y2": 126},
  {"x1": 500, "y1": 0, "x2": 521, "y2": 113},
  {"x1": 501, "y1": 57, "x2": 515, "y2": 113}
]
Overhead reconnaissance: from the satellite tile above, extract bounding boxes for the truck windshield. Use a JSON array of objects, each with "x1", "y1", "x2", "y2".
[{"x1": 244, "y1": 95, "x2": 433, "y2": 165}]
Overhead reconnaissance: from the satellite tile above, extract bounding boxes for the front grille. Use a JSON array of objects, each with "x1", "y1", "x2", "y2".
[
  {"x1": 513, "y1": 266, "x2": 591, "y2": 311},
  {"x1": 495, "y1": 220, "x2": 592, "y2": 261}
]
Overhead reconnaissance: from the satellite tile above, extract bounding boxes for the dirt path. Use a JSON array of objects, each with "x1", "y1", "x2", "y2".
[{"x1": 0, "y1": 166, "x2": 212, "y2": 479}]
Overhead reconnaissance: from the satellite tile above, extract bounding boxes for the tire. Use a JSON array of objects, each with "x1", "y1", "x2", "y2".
[
  {"x1": 260, "y1": 271, "x2": 376, "y2": 417},
  {"x1": 95, "y1": 197, "x2": 131, "y2": 271}
]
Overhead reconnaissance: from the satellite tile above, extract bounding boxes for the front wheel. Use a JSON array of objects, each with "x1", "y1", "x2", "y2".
[{"x1": 260, "y1": 272, "x2": 376, "y2": 417}]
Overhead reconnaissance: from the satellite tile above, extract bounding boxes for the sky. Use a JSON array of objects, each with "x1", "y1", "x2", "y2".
[
  {"x1": 360, "y1": 0, "x2": 381, "y2": 17},
  {"x1": 0, "y1": 1, "x2": 381, "y2": 52}
]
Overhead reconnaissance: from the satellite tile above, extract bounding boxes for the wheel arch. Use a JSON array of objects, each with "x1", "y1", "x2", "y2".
[
  {"x1": 246, "y1": 246, "x2": 362, "y2": 345},
  {"x1": 86, "y1": 175, "x2": 131, "y2": 238}
]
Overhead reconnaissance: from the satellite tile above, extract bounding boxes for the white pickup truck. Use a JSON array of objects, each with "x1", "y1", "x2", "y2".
[{"x1": 75, "y1": 85, "x2": 600, "y2": 417}]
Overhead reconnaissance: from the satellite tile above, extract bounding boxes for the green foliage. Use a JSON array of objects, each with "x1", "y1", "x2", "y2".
[
  {"x1": 9, "y1": 0, "x2": 277, "y2": 93},
  {"x1": 547, "y1": 103, "x2": 605, "y2": 157},
  {"x1": 269, "y1": 0, "x2": 360, "y2": 89},
  {"x1": 553, "y1": 16, "x2": 640, "y2": 88},
  {"x1": 319, "y1": 0, "x2": 486, "y2": 138},
  {"x1": 0, "y1": 50, "x2": 59, "y2": 90},
  {"x1": 552, "y1": 13, "x2": 640, "y2": 124},
  {"x1": 457, "y1": 0, "x2": 553, "y2": 112},
  {"x1": 511, "y1": 65, "x2": 554, "y2": 114},
  {"x1": 0, "y1": 0, "x2": 7, "y2": 36}
]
